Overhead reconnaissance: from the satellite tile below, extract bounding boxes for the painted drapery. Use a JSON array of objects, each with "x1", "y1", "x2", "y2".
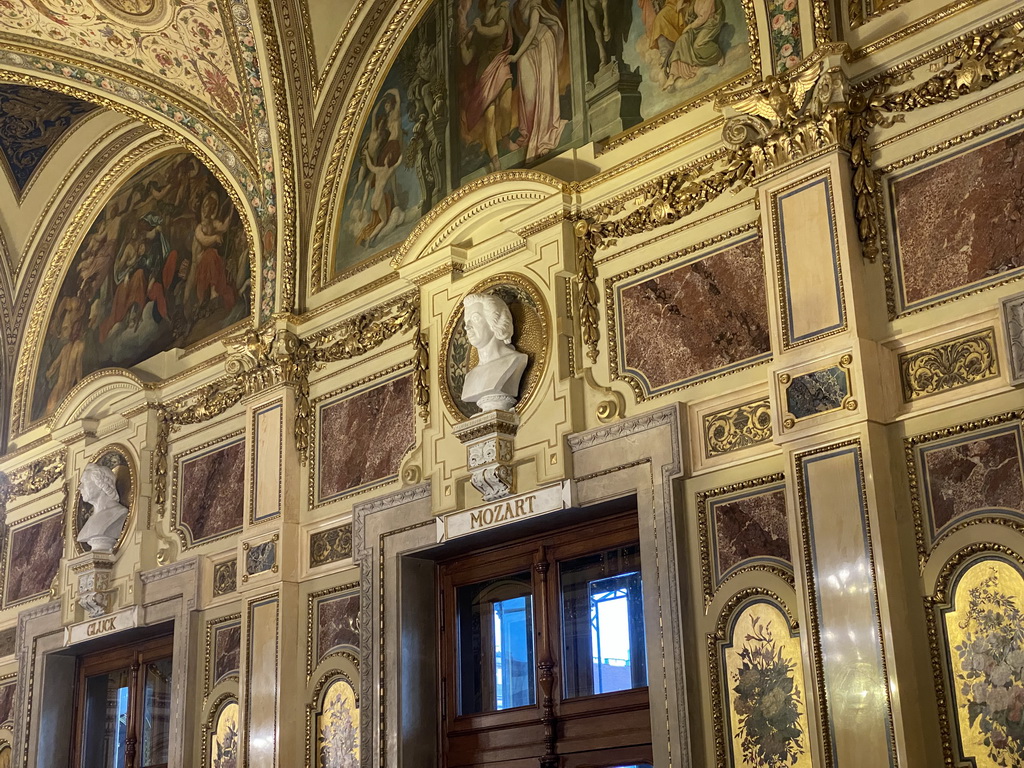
[{"x1": 32, "y1": 151, "x2": 250, "y2": 421}]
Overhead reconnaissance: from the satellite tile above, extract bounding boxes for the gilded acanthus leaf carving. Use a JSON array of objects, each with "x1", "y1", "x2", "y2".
[
  {"x1": 0, "y1": 450, "x2": 66, "y2": 533},
  {"x1": 151, "y1": 294, "x2": 420, "y2": 510},
  {"x1": 848, "y1": 21, "x2": 1024, "y2": 262}
]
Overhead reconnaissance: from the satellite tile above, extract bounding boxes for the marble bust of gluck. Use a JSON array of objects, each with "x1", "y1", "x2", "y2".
[
  {"x1": 78, "y1": 463, "x2": 129, "y2": 554},
  {"x1": 461, "y1": 293, "x2": 529, "y2": 413}
]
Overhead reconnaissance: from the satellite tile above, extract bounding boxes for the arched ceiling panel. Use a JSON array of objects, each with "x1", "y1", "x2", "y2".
[{"x1": 0, "y1": 84, "x2": 98, "y2": 198}]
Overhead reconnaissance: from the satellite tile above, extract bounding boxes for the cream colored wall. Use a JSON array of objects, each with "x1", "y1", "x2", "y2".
[{"x1": 1, "y1": 1, "x2": 1024, "y2": 766}]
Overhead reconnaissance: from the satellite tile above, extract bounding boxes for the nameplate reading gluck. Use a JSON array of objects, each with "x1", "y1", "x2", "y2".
[
  {"x1": 64, "y1": 606, "x2": 139, "y2": 647},
  {"x1": 437, "y1": 482, "x2": 573, "y2": 542}
]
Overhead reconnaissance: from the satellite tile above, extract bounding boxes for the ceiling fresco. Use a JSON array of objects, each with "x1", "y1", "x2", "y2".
[
  {"x1": 0, "y1": 0, "x2": 249, "y2": 138},
  {"x1": 0, "y1": 84, "x2": 98, "y2": 194},
  {"x1": 31, "y1": 150, "x2": 250, "y2": 422}
]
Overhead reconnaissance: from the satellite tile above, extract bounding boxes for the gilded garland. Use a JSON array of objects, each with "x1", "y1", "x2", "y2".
[
  {"x1": 573, "y1": 23, "x2": 1024, "y2": 363},
  {"x1": 152, "y1": 294, "x2": 419, "y2": 508}
]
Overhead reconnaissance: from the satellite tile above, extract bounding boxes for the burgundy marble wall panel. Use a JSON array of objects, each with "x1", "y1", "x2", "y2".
[
  {"x1": 712, "y1": 487, "x2": 791, "y2": 581},
  {"x1": 318, "y1": 375, "x2": 414, "y2": 500},
  {"x1": 0, "y1": 682, "x2": 14, "y2": 725},
  {"x1": 892, "y1": 129, "x2": 1024, "y2": 308},
  {"x1": 922, "y1": 429, "x2": 1024, "y2": 536},
  {"x1": 4, "y1": 513, "x2": 63, "y2": 606},
  {"x1": 213, "y1": 623, "x2": 241, "y2": 684},
  {"x1": 317, "y1": 593, "x2": 359, "y2": 665},
  {"x1": 617, "y1": 237, "x2": 771, "y2": 393},
  {"x1": 179, "y1": 439, "x2": 245, "y2": 544}
]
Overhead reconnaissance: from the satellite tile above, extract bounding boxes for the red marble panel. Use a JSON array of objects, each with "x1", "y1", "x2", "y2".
[
  {"x1": 893, "y1": 129, "x2": 1024, "y2": 307},
  {"x1": 712, "y1": 488, "x2": 790, "y2": 579},
  {"x1": 179, "y1": 440, "x2": 245, "y2": 544},
  {"x1": 318, "y1": 593, "x2": 359, "y2": 664},
  {"x1": 318, "y1": 375, "x2": 414, "y2": 500},
  {"x1": 619, "y1": 237, "x2": 771, "y2": 392},
  {"x1": 4, "y1": 514, "x2": 63, "y2": 606},
  {"x1": 923, "y1": 430, "x2": 1024, "y2": 534},
  {"x1": 0, "y1": 682, "x2": 14, "y2": 725},
  {"x1": 213, "y1": 623, "x2": 241, "y2": 684}
]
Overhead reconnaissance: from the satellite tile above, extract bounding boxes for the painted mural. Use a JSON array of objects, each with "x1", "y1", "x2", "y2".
[
  {"x1": 210, "y1": 699, "x2": 239, "y2": 768},
  {"x1": 766, "y1": 0, "x2": 802, "y2": 73},
  {"x1": 333, "y1": 5, "x2": 447, "y2": 275},
  {"x1": 943, "y1": 558, "x2": 1024, "y2": 766},
  {"x1": 454, "y1": 0, "x2": 572, "y2": 178},
  {"x1": 722, "y1": 601, "x2": 812, "y2": 768},
  {"x1": 331, "y1": 0, "x2": 753, "y2": 281},
  {"x1": 0, "y1": 84, "x2": 97, "y2": 192},
  {"x1": 891, "y1": 128, "x2": 1024, "y2": 311},
  {"x1": 0, "y1": 0, "x2": 248, "y2": 132},
  {"x1": 582, "y1": 0, "x2": 752, "y2": 119},
  {"x1": 33, "y1": 151, "x2": 250, "y2": 422},
  {"x1": 317, "y1": 678, "x2": 360, "y2": 768}
]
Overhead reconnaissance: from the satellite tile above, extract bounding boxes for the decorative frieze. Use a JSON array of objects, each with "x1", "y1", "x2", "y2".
[
  {"x1": 898, "y1": 328, "x2": 999, "y2": 402},
  {"x1": 212, "y1": 559, "x2": 237, "y2": 598},
  {"x1": 703, "y1": 399, "x2": 773, "y2": 457},
  {"x1": 309, "y1": 524, "x2": 353, "y2": 569}
]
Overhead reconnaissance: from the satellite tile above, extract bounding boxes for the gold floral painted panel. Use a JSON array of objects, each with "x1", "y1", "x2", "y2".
[
  {"x1": 943, "y1": 558, "x2": 1024, "y2": 765},
  {"x1": 318, "y1": 678, "x2": 359, "y2": 768},
  {"x1": 210, "y1": 700, "x2": 239, "y2": 768},
  {"x1": 721, "y1": 600, "x2": 813, "y2": 768}
]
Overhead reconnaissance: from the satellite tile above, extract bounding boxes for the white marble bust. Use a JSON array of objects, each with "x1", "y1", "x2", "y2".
[
  {"x1": 78, "y1": 463, "x2": 129, "y2": 553},
  {"x1": 461, "y1": 293, "x2": 529, "y2": 412}
]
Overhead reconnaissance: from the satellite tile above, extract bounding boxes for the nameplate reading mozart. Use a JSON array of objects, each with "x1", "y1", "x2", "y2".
[
  {"x1": 65, "y1": 606, "x2": 139, "y2": 647},
  {"x1": 437, "y1": 482, "x2": 573, "y2": 542}
]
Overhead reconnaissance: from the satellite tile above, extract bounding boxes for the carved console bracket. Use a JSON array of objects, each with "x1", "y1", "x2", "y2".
[
  {"x1": 453, "y1": 410, "x2": 520, "y2": 502},
  {"x1": 71, "y1": 552, "x2": 116, "y2": 619},
  {"x1": 152, "y1": 294, "x2": 420, "y2": 508}
]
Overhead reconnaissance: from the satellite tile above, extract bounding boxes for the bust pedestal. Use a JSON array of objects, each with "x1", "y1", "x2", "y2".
[
  {"x1": 70, "y1": 550, "x2": 116, "y2": 618},
  {"x1": 453, "y1": 410, "x2": 520, "y2": 501}
]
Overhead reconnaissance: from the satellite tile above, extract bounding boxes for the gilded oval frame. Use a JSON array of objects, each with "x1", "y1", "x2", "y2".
[
  {"x1": 438, "y1": 273, "x2": 550, "y2": 424},
  {"x1": 72, "y1": 443, "x2": 136, "y2": 556}
]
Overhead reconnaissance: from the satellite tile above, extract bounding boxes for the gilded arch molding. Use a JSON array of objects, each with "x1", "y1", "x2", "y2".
[{"x1": 7, "y1": 137, "x2": 262, "y2": 441}]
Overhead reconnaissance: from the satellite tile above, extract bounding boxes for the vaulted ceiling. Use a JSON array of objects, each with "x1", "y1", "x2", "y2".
[{"x1": 0, "y1": 0, "x2": 406, "y2": 449}]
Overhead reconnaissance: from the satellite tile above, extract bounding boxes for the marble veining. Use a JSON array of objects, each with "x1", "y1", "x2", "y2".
[
  {"x1": 318, "y1": 593, "x2": 360, "y2": 664},
  {"x1": 893, "y1": 129, "x2": 1024, "y2": 308},
  {"x1": 213, "y1": 623, "x2": 241, "y2": 684},
  {"x1": 922, "y1": 429, "x2": 1024, "y2": 536},
  {"x1": 785, "y1": 365, "x2": 849, "y2": 420},
  {"x1": 712, "y1": 488, "x2": 791, "y2": 580},
  {"x1": 0, "y1": 682, "x2": 14, "y2": 725},
  {"x1": 318, "y1": 375, "x2": 414, "y2": 501},
  {"x1": 179, "y1": 439, "x2": 245, "y2": 545},
  {"x1": 4, "y1": 513, "x2": 62, "y2": 606},
  {"x1": 618, "y1": 238, "x2": 771, "y2": 393}
]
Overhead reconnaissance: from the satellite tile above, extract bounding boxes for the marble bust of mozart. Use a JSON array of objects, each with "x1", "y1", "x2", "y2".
[{"x1": 460, "y1": 293, "x2": 529, "y2": 413}]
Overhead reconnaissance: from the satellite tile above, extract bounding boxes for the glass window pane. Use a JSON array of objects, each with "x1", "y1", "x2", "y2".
[
  {"x1": 457, "y1": 572, "x2": 536, "y2": 715},
  {"x1": 80, "y1": 668, "x2": 131, "y2": 768},
  {"x1": 560, "y1": 544, "x2": 647, "y2": 698},
  {"x1": 141, "y1": 657, "x2": 173, "y2": 767}
]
